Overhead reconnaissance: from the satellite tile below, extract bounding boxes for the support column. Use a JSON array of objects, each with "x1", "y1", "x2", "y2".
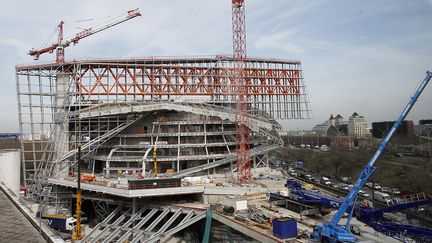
[
  {"x1": 266, "y1": 152, "x2": 269, "y2": 168},
  {"x1": 106, "y1": 160, "x2": 110, "y2": 177},
  {"x1": 202, "y1": 210, "x2": 212, "y2": 243},
  {"x1": 177, "y1": 123, "x2": 181, "y2": 172},
  {"x1": 132, "y1": 198, "x2": 137, "y2": 214},
  {"x1": 54, "y1": 73, "x2": 69, "y2": 178}
]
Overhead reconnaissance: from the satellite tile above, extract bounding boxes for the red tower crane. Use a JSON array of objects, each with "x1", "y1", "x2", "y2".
[
  {"x1": 232, "y1": 0, "x2": 251, "y2": 183},
  {"x1": 28, "y1": 8, "x2": 141, "y2": 63}
]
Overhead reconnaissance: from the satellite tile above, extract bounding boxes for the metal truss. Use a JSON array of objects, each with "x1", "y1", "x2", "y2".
[
  {"x1": 81, "y1": 205, "x2": 206, "y2": 243},
  {"x1": 16, "y1": 55, "x2": 311, "y2": 191},
  {"x1": 171, "y1": 143, "x2": 280, "y2": 178},
  {"x1": 17, "y1": 55, "x2": 311, "y2": 120}
]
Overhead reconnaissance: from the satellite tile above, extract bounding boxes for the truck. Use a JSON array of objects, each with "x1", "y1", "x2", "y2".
[
  {"x1": 374, "y1": 191, "x2": 392, "y2": 204},
  {"x1": 41, "y1": 214, "x2": 77, "y2": 231}
]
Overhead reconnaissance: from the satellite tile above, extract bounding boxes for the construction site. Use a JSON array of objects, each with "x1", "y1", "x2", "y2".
[{"x1": 1, "y1": 1, "x2": 432, "y2": 243}]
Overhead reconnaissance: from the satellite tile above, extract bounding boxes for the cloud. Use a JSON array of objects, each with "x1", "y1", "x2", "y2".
[{"x1": 0, "y1": 0, "x2": 431, "y2": 132}]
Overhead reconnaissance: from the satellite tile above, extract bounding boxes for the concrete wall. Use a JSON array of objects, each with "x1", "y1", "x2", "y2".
[{"x1": 0, "y1": 149, "x2": 21, "y2": 196}]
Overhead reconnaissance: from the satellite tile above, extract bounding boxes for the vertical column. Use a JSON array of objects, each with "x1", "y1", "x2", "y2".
[
  {"x1": 54, "y1": 73, "x2": 69, "y2": 177},
  {"x1": 132, "y1": 198, "x2": 137, "y2": 214},
  {"x1": 177, "y1": 123, "x2": 181, "y2": 171}
]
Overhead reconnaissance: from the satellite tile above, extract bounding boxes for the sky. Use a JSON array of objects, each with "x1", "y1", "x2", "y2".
[{"x1": 0, "y1": 0, "x2": 431, "y2": 132}]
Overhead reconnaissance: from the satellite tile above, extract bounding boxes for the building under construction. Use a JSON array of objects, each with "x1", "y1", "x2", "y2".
[
  {"x1": 13, "y1": 3, "x2": 314, "y2": 242},
  {"x1": 14, "y1": 55, "x2": 311, "y2": 242},
  {"x1": 16, "y1": 55, "x2": 311, "y2": 189}
]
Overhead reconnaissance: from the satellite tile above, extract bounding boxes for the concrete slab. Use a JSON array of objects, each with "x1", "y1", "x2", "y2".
[{"x1": 48, "y1": 178, "x2": 204, "y2": 198}]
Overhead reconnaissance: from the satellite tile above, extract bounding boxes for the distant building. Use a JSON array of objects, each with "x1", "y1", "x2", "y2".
[
  {"x1": 372, "y1": 121, "x2": 415, "y2": 138},
  {"x1": 330, "y1": 136, "x2": 354, "y2": 148},
  {"x1": 419, "y1": 119, "x2": 432, "y2": 125},
  {"x1": 311, "y1": 124, "x2": 338, "y2": 136},
  {"x1": 328, "y1": 114, "x2": 336, "y2": 126},
  {"x1": 416, "y1": 119, "x2": 432, "y2": 136},
  {"x1": 0, "y1": 133, "x2": 20, "y2": 140},
  {"x1": 334, "y1": 114, "x2": 348, "y2": 135},
  {"x1": 312, "y1": 114, "x2": 350, "y2": 136},
  {"x1": 348, "y1": 112, "x2": 370, "y2": 138},
  {"x1": 335, "y1": 114, "x2": 344, "y2": 126}
]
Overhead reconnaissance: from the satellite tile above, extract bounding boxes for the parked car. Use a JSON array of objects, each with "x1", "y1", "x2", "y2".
[
  {"x1": 391, "y1": 188, "x2": 401, "y2": 195},
  {"x1": 374, "y1": 191, "x2": 392, "y2": 204},
  {"x1": 394, "y1": 153, "x2": 404, "y2": 158},
  {"x1": 359, "y1": 190, "x2": 370, "y2": 198},
  {"x1": 321, "y1": 177, "x2": 332, "y2": 186},
  {"x1": 366, "y1": 182, "x2": 381, "y2": 190},
  {"x1": 341, "y1": 177, "x2": 351, "y2": 183},
  {"x1": 374, "y1": 184, "x2": 382, "y2": 190},
  {"x1": 339, "y1": 183, "x2": 349, "y2": 191},
  {"x1": 305, "y1": 174, "x2": 312, "y2": 180},
  {"x1": 381, "y1": 187, "x2": 392, "y2": 193}
]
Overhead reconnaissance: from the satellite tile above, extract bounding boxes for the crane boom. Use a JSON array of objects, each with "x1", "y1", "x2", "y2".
[
  {"x1": 28, "y1": 8, "x2": 141, "y2": 62},
  {"x1": 67, "y1": 9, "x2": 141, "y2": 45},
  {"x1": 315, "y1": 70, "x2": 432, "y2": 242}
]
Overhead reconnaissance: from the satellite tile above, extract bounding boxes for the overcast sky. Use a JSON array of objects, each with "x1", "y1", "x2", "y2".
[{"x1": 1, "y1": 0, "x2": 431, "y2": 132}]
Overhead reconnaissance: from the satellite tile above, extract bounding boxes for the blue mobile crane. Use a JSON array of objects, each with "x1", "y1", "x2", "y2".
[
  {"x1": 311, "y1": 71, "x2": 432, "y2": 242},
  {"x1": 274, "y1": 178, "x2": 432, "y2": 241}
]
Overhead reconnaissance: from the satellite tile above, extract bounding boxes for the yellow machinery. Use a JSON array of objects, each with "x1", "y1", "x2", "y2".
[{"x1": 72, "y1": 145, "x2": 83, "y2": 241}]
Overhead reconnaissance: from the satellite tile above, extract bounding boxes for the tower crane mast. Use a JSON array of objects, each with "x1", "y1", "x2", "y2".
[
  {"x1": 232, "y1": 0, "x2": 251, "y2": 183},
  {"x1": 28, "y1": 8, "x2": 141, "y2": 63}
]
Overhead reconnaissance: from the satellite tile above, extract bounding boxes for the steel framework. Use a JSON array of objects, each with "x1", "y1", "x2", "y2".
[
  {"x1": 16, "y1": 55, "x2": 311, "y2": 192},
  {"x1": 231, "y1": 0, "x2": 251, "y2": 183}
]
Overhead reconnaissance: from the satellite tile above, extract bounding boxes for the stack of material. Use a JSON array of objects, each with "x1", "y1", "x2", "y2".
[{"x1": 233, "y1": 208, "x2": 271, "y2": 230}]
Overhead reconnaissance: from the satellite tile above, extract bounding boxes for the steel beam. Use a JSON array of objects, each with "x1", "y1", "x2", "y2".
[
  {"x1": 134, "y1": 208, "x2": 158, "y2": 229},
  {"x1": 145, "y1": 208, "x2": 170, "y2": 232},
  {"x1": 81, "y1": 205, "x2": 122, "y2": 242},
  {"x1": 115, "y1": 228, "x2": 134, "y2": 243},
  {"x1": 104, "y1": 208, "x2": 145, "y2": 242},
  {"x1": 143, "y1": 211, "x2": 207, "y2": 243},
  {"x1": 152, "y1": 209, "x2": 182, "y2": 235},
  {"x1": 130, "y1": 231, "x2": 144, "y2": 243}
]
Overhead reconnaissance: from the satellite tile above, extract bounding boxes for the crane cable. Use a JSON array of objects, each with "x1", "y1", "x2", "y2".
[
  {"x1": 37, "y1": 25, "x2": 60, "y2": 50},
  {"x1": 74, "y1": 11, "x2": 124, "y2": 23}
]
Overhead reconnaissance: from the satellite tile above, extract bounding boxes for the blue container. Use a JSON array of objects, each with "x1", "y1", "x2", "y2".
[{"x1": 272, "y1": 217, "x2": 298, "y2": 239}]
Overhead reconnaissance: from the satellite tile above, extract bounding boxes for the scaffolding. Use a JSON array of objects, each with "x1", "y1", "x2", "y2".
[{"x1": 15, "y1": 55, "x2": 311, "y2": 196}]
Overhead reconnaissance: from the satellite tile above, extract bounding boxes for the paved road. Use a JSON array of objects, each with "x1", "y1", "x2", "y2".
[{"x1": 0, "y1": 189, "x2": 44, "y2": 243}]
